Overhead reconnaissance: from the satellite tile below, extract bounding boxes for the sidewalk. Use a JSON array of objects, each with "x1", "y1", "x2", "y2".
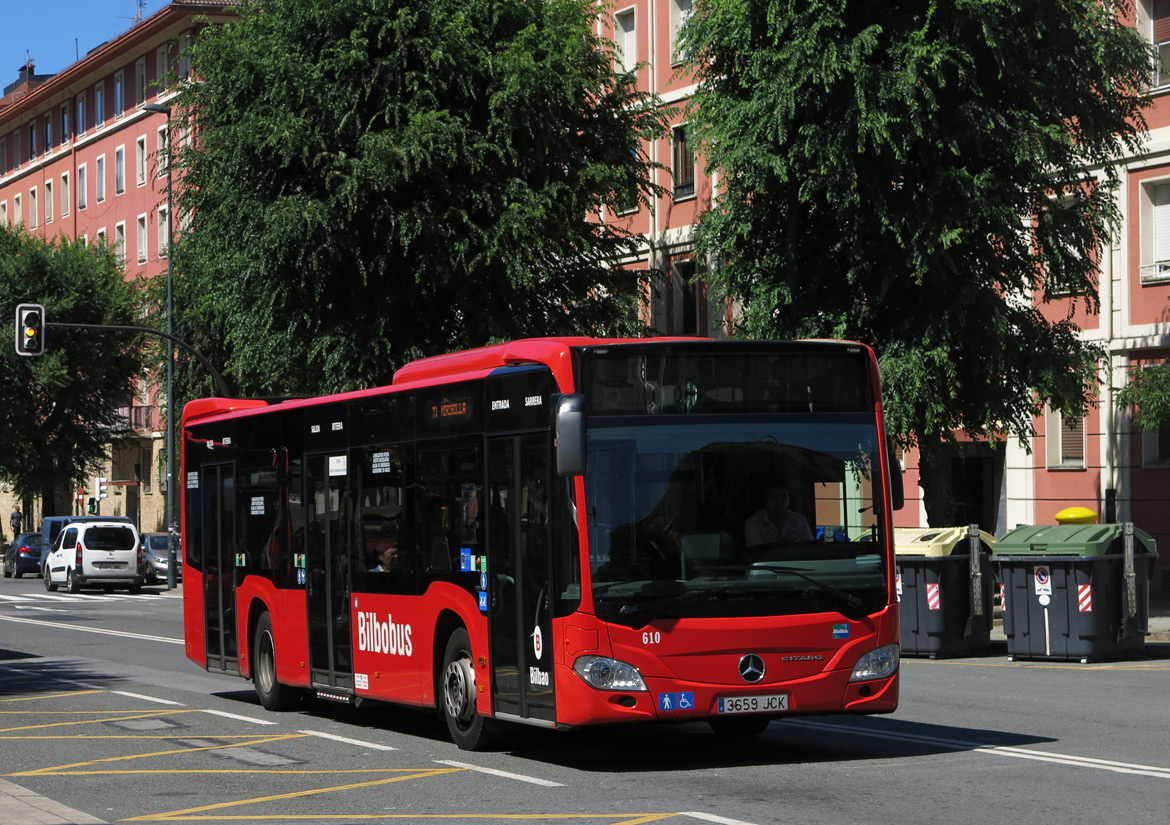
[{"x1": 0, "y1": 778, "x2": 106, "y2": 825}]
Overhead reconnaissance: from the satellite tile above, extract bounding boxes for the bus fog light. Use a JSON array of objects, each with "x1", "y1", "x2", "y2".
[
  {"x1": 573, "y1": 655, "x2": 648, "y2": 691},
  {"x1": 849, "y1": 644, "x2": 899, "y2": 682}
]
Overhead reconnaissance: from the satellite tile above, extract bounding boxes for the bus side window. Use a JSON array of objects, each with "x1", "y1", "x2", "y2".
[{"x1": 419, "y1": 445, "x2": 481, "y2": 577}]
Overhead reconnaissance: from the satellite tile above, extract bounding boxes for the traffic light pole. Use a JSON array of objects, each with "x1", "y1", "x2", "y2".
[{"x1": 44, "y1": 322, "x2": 231, "y2": 398}]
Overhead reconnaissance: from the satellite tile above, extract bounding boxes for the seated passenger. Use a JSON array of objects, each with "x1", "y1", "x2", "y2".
[{"x1": 744, "y1": 478, "x2": 813, "y2": 550}]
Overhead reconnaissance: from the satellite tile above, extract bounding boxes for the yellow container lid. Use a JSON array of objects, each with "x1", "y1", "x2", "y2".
[
  {"x1": 1054, "y1": 506, "x2": 1098, "y2": 525},
  {"x1": 894, "y1": 526, "x2": 996, "y2": 557}
]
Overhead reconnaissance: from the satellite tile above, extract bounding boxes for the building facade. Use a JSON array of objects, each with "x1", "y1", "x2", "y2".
[{"x1": 0, "y1": 2, "x2": 236, "y2": 539}]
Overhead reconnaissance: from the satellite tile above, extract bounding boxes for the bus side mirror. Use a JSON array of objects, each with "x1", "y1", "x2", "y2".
[
  {"x1": 555, "y1": 394, "x2": 587, "y2": 477},
  {"x1": 888, "y1": 437, "x2": 904, "y2": 511}
]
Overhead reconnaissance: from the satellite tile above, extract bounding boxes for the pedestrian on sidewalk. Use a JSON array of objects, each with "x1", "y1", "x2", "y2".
[{"x1": 10, "y1": 506, "x2": 23, "y2": 536}]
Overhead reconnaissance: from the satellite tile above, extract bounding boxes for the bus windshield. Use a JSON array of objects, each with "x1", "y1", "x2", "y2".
[{"x1": 584, "y1": 416, "x2": 888, "y2": 625}]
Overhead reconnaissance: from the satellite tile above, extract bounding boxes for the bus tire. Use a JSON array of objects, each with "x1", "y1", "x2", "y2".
[
  {"x1": 441, "y1": 628, "x2": 498, "y2": 751},
  {"x1": 253, "y1": 612, "x2": 301, "y2": 711},
  {"x1": 708, "y1": 716, "x2": 772, "y2": 738}
]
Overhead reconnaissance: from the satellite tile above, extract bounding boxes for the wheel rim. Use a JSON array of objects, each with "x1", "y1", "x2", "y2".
[
  {"x1": 443, "y1": 654, "x2": 476, "y2": 730},
  {"x1": 257, "y1": 630, "x2": 276, "y2": 694}
]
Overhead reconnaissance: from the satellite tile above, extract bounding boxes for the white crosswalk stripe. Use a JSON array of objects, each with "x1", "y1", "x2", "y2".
[{"x1": 0, "y1": 591, "x2": 170, "y2": 603}]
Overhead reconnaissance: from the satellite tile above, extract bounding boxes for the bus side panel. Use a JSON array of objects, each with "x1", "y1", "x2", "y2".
[
  {"x1": 183, "y1": 567, "x2": 206, "y2": 669},
  {"x1": 350, "y1": 592, "x2": 424, "y2": 704},
  {"x1": 234, "y1": 576, "x2": 311, "y2": 690}
]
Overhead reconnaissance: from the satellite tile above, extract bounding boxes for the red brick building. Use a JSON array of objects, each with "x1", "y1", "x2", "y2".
[{"x1": 0, "y1": 2, "x2": 236, "y2": 533}]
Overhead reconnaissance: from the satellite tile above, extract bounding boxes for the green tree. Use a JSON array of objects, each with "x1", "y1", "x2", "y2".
[
  {"x1": 682, "y1": 0, "x2": 1153, "y2": 525},
  {"x1": 0, "y1": 225, "x2": 146, "y2": 517},
  {"x1": 166, "y1": 0, "x2": 664, "y2": 398},
  {"x1": 1116, "y1": 363, "x2": 1170, "y2": 432}
]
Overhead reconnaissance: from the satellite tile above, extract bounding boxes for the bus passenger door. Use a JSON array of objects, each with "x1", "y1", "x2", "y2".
[
  {"x1": 486, "y1": 435, "x2": 555, "y2": 723},
  {"x1": 202, "y1": 462, "x2": 239, "y2": 674},
  {"x1": 305, "y1": 453, "x2": 355, "y2": 691}
]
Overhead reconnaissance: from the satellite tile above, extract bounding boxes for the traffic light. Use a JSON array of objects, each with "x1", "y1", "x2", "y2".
[
  {"x1": 15, "y1": 303, "x2": 45, "y2": 356},
  {"x1": 87, "y1": 497, "x2": 97, "y2": 514},
  {"x1": 97, "y1": 477, "x2": 108, "y2": 500}
]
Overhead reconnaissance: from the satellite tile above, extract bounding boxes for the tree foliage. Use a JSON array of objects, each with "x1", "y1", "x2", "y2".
[
  {"x1": 167, "y1": 0, "x2": 664, "y2": 398},
  {"x1": 682, "y1": 0, "x2": 1153, "y2": 523},
  {"x1": 0, "y1": 225, "x2": 145, "y2": 515},
  {"x1": 1116, "y1": 363, "x2": 1170, "y2": 432}
]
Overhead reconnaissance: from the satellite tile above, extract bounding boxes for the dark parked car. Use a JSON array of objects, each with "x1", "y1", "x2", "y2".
[
  {"x1": 140, "y1": 532, "x2": 181, "y2": 585},
  {"x1": 3, "y1": 533, "x2": 48, "y2": 578}
]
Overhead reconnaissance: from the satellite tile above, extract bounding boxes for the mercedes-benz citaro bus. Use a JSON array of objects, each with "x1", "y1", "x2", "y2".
[{"x1": 181, "y1": 338, "x2": 902, "y2": 749}]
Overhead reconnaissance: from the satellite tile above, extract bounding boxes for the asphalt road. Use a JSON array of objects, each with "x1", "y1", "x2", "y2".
[{"x1": 3, "y1": 577, "x2": 1170, "y2": 825}]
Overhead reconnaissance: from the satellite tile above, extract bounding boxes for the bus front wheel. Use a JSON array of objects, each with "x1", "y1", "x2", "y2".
[
  {"x1": 441, "y1": 628, "x2": 498, "y2": 750},
  {"x1": 253, "y1": 613, "x2": 301, "y2": 711}
]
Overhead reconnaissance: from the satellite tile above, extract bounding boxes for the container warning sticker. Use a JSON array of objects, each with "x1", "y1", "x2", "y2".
[
  {"x1": 926, "y1": 582, "x2": 941, "y2": 610},
  {"x1": 1077, "y1": 583, "x2": 1093, "y2": 613},
  {"x1": 1034, "y1": 566, "x2": 1052, "y2": 597}
]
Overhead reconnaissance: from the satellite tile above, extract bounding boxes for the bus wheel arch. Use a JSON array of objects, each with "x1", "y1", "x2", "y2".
[
  {"x1": 252, "y1": 610, "x2": 302, "y2": 711},
  {"x1": 436, "y1": 621, "x2": 499, "y2": 750}
]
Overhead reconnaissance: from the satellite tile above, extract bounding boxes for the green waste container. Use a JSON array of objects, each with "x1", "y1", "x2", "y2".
[
  {"x1": 992, "y1": 523, "x2": 1157, "y2": 662},
  {"x1": 895, "y1": 525, "x2": 996, "y2": 658}
]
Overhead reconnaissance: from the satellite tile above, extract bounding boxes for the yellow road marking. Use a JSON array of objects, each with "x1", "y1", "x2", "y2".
[
  {"x1": 10, "y1": 734, "x2": 308, "y2": 775},
  {"x1": 0, "y1": 709, "x2": 200, "y2": 733},
  {"x1": 126, "y1": 813, "x2": 684, "y2": 822},
  {"x1": 123, "y1": 768, "x2": 463, "y2": 821},
  {"x1": 0, "y1": 690, "x2": 103, "y2": 702}
]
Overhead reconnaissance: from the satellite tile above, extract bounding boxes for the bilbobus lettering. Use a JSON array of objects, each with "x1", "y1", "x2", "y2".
[{"x1": 357, "y1": 611, "x2": 414, "y2": 657}]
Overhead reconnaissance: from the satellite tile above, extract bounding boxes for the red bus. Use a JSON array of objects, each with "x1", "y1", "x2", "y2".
[{"x1": 181, "y1": 337, "x2": 902, "y2": 749}]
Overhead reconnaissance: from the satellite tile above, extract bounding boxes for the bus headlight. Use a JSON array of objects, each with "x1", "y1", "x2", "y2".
[
  {"x1": 572, "y1": 655, "x2": 648, "y2": 691},
  {"x1": 849, "y1": 644, "x2": 899, "y2": 682}
]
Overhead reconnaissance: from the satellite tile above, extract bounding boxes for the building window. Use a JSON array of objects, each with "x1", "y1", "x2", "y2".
[
  {"x1": 14, "y1": 194, "x2": 21, "y2": 226},
  {"x1": 137, "y1": 214, "x2": 148, "y2": 263},
  {"x1": 1150, "y1": 0, "x2": 1170, "y2": 87},
  {"x1": 29, "y1": 123, "x2": 37, "y2": 161},
  {"x1": 157, "y1": 46, "x2": 170, "y2": 89},
  {"x1": 158, "y1": 204, "x2": 170, "y2": 258},
  {"x1": 1, "y1": 200, "x2": 7, "y2": 226},
  {"x1": 672, "y1": 124, "x2": 695, "y2": 200},
  {"x1": 157, "y1": 125, "x2": 169, "y2": 178},
  {"x1": 673, "y1": 258, "x2": 701, "y2": 335},
  {"x1": 13, "y1": 131, "x2": 20, "y2": 170},
  {"x1": 178, "y1": 33, "x2": 192, "y2": 80},
  {"x1": 60, "y1": 103, "x2": 70, "y2": 144},
  {"x1": 29, "y1": 187, "x2": 38, "y2": 229},
  {"x1": 44, "y1": 113, "x2": 53, "y2": 154},
  {"x1": 77, "y1": 92, "x2": 86, "y2": 136},
  {"x1": 1045, "y1": 406, "x2": 1086, "y2": 469},
  {"x1": 1141, "y1": 179, "x2": 1170, "y2": 282},
  {"x1": 1, "y1": 136, "x2": 7, "y2": 175},
  {"x1": 115, "y1": 222, "x2": 126, "y2": 267},
  {"x1": 136, "y1": 137, "x2": 147, "y2": 186},
  {"x1": 78, "y1": 163, "x2": 88, "y2": 210},
  {"x1": 115, "y1": 146, "x2": 125, "y2": 194},
  {"x1": 96, "y1": 155, "x2": 106, "y2": 202},
  {"x1": 61, "y1": 173, "x2": 70, "y2": 217},
  {"x1": 141, "y1": 446, "x2": 153, "y2": 494},
  {"x1": 135, "y1": 58, "x2": 146, "y2": 107},
  {"x1": 615, "y1": 9, "x2": 636, "y2": 74},
  {"x1": 670, "y1": 0, "x2": 692, "y2": 66},
  {"x1": 115, "y1": 71, "x2": 125, "y2": 118},
  {"x1": 44, "y1": 179, "x2": 53, "y2": 224},
  {"x1": 95, "y1": 227, "x2": 107, "y2": 247},
  {"x1": 95, "y1": 82, "x2": 104, "y2": 126}
]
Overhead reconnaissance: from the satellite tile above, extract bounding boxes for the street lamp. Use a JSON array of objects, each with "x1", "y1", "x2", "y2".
[{"x1": 143, "y1": 101, "x2": 176, "y2": 591}]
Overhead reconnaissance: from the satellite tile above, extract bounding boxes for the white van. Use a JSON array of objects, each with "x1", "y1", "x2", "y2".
[{"x1": 43, "y1": 521, "x2": 143, "y2": 594}]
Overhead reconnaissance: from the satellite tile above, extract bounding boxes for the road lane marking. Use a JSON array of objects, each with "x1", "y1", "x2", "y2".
[
  {"x1": 121, "y1": 768, "x2": 463, "y2": 821},
  {"x1": 681, "y1": 814, "x2": 763, "y2": 825},
  {"x1": 200, "y1": 709, "x2": 278, "y2": 725},
  {"x1": 0, "y1": 614, "x2": 183, "y2": 644},
  {"x1": 112, "y1": 691, "x2": 184, "y2": 706},
  {"x1": 1, "y1": 709, "x2": 200, "y2": 734},
  {"x1": 434, "y1": 759, "x2": 564, "y2": 787},
  {"x1": 791, "y1": 719, "x2": 1170, "y2": 778},
  {"x1": 300, "y1": 729, "x2": 397, "y2": 751},
  {"x1": 0, "y1": 689, "x2": 103, "y2": 703},
  {"x1": 11, "y1": 734, "x2": 309, "y2": 775}
]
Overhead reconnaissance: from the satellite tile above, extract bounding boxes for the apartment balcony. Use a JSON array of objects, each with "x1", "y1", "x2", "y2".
[{"x1": 117, "y1": 403, "x2": 161, "y2": 433}]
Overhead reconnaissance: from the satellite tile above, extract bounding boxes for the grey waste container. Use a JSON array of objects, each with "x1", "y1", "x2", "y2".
[
  {"x1": 992, "y1": 522, "x2": 1157, "y2": 662},
  {"x1": 895, "y1": 526, "x2": 996, "y2": 658}
]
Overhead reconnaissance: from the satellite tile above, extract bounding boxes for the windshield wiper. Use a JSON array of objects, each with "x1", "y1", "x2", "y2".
[{"x1": 752, "y1": 564, "x2": 866, "y2": 615}]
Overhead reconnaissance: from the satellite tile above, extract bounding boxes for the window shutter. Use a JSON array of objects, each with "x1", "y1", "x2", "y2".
[
  {"x1": 1154, "y1": 184, "x2": 1170, "y2": 267},
  {"x1": 1061, "y1": 415, "x2": 1085, "y2": 463},
  {"x1": 1156, "y1": 0, "x2": 1170, "y2": 43}
]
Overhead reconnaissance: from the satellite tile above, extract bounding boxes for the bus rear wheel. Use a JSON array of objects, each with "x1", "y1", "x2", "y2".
[
  {"x1": 253, "y1": 612, "x2": 301, "y2": 711},
  {"x1": 441, "y1": 628, "x2": 498, "y2": 751}
]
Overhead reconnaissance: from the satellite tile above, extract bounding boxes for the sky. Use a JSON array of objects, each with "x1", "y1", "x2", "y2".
[{"x1": 0, "y1": 0, "x2": 152, "y2": 82}]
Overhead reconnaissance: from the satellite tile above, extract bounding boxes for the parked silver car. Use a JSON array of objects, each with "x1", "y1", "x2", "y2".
[{"x1": 140, "y1": 532, "x2": 181, "y2": 585}]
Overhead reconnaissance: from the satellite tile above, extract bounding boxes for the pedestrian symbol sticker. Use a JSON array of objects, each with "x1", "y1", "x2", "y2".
[{"x1": 658, "y1": 692, "x2": 694, "y2": 712}]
